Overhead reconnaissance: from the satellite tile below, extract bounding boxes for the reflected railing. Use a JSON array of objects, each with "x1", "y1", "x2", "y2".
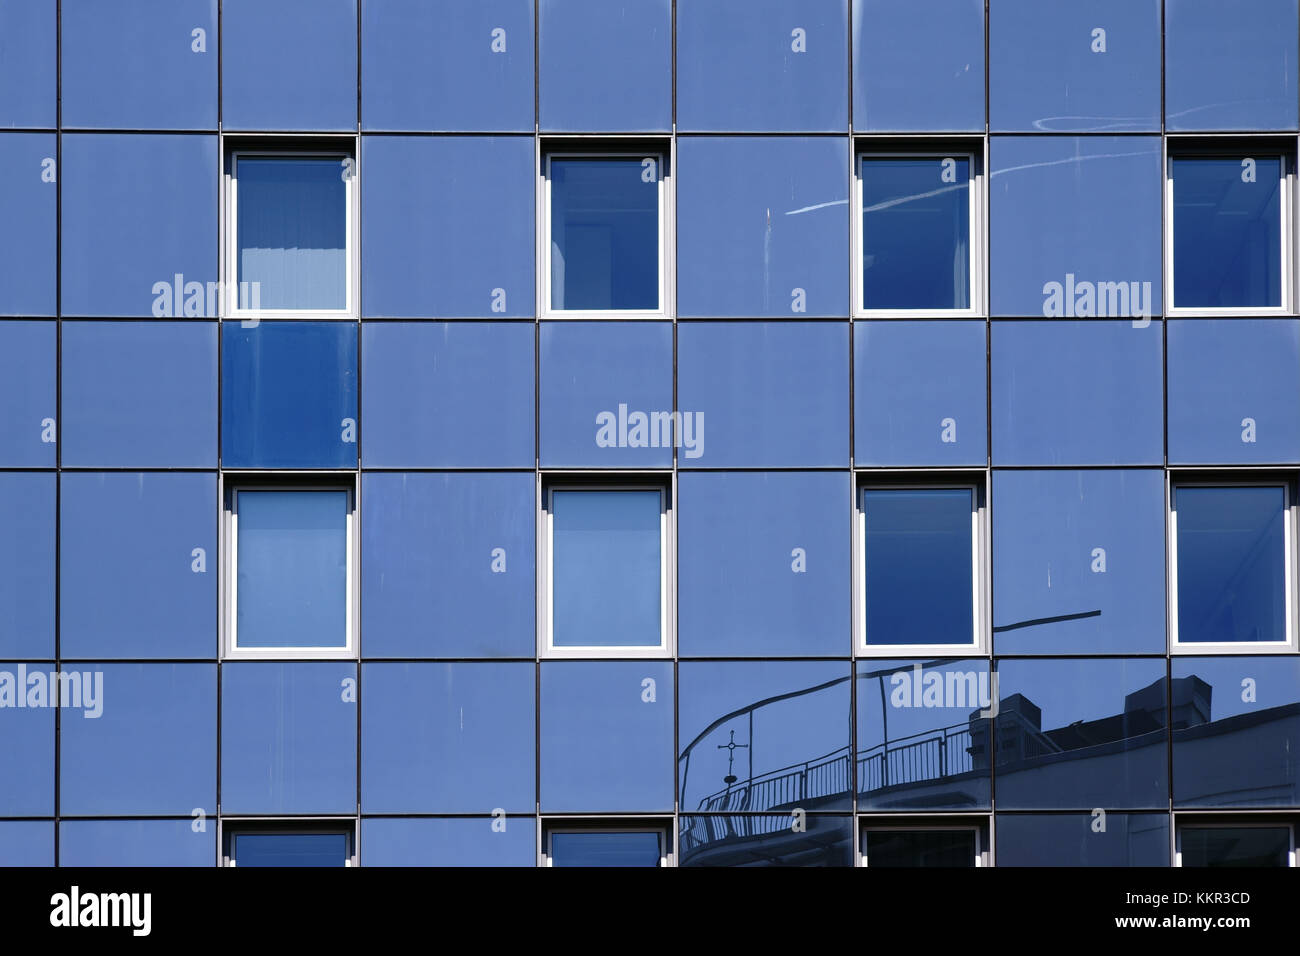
[{"x1": 856, "y1": 723, "x2": 974, "y2": 793}]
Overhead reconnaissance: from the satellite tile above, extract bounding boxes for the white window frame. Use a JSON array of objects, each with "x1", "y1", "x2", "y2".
[
  {"x1": 224, "y1": 482, "x2": 357, "y2": 660},
  {"x1": 540, "y1": 150, "x2": 671, "y2": 319},
  {"x1": 539, "y1": 481, "x2": 674, "y2": 659},
  {"x1": 541, "y1": 821, "x2": 673, "y2": 868},
  {"x1": 1174, "y1": 820, "x2": 1297, "y2": 867},
  {"x1": 1168, "y1": 478, "x2": 1298, "y2": 654},
  {"x1": 853, "y1": 149, "x2": 985, "y2": 319},
  {"x1": 858, "y1": 823, "x2": 985, "y2": 868},
  {"x1": 222, "y1": 822, "x2": 356, "y2": 868},
  {"x1": 856, "y1": 481, "x2": 987, "y2": 657},
  {"x1": 1165, "y1": 151, "x2": 1293, "y2": 316},
  {"x1": 225, "y1": 150, "x2": 358, "y2": 321}
]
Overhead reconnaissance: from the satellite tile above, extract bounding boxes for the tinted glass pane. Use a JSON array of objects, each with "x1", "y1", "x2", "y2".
[
  {"x1": 549, "y1": 831, "x2": 661, "y2": 867},
  {"x1": 549, "y1": 157, "x2": 658, "y2": 311},
  {"x1": 236, "y1": 490, "x2": 347, "y2": 648},
  {"x1": 864, "y1": 830, "x2": 977, "y2": 867},
  {"x1": 996, "y1": 813, "x2": 1170, "y2": 866},
  {"x1": 232, "y1": 832, "x2": 348, "y2": 867},
  {"x1": 237, "y1": 157, "x2": 347, "y2": 310},
  {"x1": 861, "y1": 157, "x2": 969, "y2": 310},
  {"x1": 1175, "y1": 486, "x2": 1286, "y2": 644},
  {"x1": 863, "y1": 488, "x2": 974, "y2": 646},
  {"x1": 1181, "y1": 827, "x2": 1291, "y2": 867},
  {"x1": 552, "y1": 490, "x2": 661, "y2": 647},
  {"x1": 1173, "y1": 157, "x2": 1281, "y2": 308},
  {"x1": 679, "y1": 814, "x2": 854, "y2": 867}
]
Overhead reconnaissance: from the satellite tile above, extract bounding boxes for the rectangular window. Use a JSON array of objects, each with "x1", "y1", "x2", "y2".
[
  {"x1": 223, "y1": 825, "x2": 354, "y2": 867},
  {"x1": 860, "y1": 826, "x2": 982, "y2": 867},
  {"x1": 543, "y1": 824, "x2": 670, "y2": 867},
  {"x1": 226, "y1": 484, "x2": 356, "y2": 658},
  {"x1": 1167, "y1": 153, "x2": 1291, "y2": 313},
  {"x1": 227, "y1": 151, "x2": 355, "y2": 318},
  {"x1": 1170, "y1": 482, "x2": 1295, "y2": 652},
  {"x1": 542, "y1": 484, "x2": 672, "y2": 657},
  {"x1": 858, "y1": 484, "x2": 985, "y2": 655},
  {"x1": 543, "y1": 152, "x2": 667, "y2": 317},
  {"x1": 1177, "y1": 823, "x2": 1295, "y2": 867},
  {"x1": 856, "y1": 151, "x2": 982, "y2": 316}
]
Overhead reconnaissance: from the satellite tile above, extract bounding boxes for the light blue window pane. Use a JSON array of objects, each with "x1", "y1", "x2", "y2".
[
  {"x1": 1175, "y1": 486, "x2": 1286, "y2": 643},
  {"x1": 864, "y1": 488, "x2": 973, "y2": 646},
  {"x1": 861, "y1": 157, "x2": 969, "y2": 310},
  {"x1": 237, "y1": 490, "x2": 347, "y2": 648},
  {"x1": 237, "y1": 158, "x2": 347, "y2": 310},
  {"x1": 552, "y1": 490, "x2": 661, "y2": 647},
  {"x1": 550, "y1": 158, "x2": 658, "y2": 311},
  {"x1": 1173, "y1": 157, "x2": 1282, "y2": 309},
  {"x1": 232, "y1": 832, "x2": 348, "y2": 867},
  {"x1": 550, "y1": 831, "x2": 661, "y2": 867}
]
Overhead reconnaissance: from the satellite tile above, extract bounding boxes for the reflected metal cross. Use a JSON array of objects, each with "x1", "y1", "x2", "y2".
[{"x1": 717, "y1": 729, "x2": 749, "y2": 786}]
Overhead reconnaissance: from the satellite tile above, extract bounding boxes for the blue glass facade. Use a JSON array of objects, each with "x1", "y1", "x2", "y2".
[{"x1": 3, "y1": 0, "x2": 1300, "y2": 869}]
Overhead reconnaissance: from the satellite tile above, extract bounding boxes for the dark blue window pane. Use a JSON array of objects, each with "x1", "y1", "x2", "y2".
[
  {"x1": 861, "y1": 156, "x2": 969, "y2": 310},
  {"x1": 863, "y1": 488, "x2": 974, "y2": 646},
  {"x1": 237, "y1": 490, "x2": 348, "y2": 649},
  {"x1": 237, "y1": 157, "x2": 347, "y2": 310},
  {"x1": 232, "y1": 832, "x2": 348, "y2": 867},
  {"x1": 1181, "y1": 827, "x2": 1291, "y2": 867},
  {"x1": 549, "y1": 831, "x2": 661, "y2": 867},
  {"x1": 552, "y1": 490, "x2": 661, "y2": 647},
  {"x1": 549, "y1": 158, "x2": 658, "y2": 311},
  {"x1": 1175, "y1": 486, "x2": 1286, "y2": 644},
  {"x1": 863, "y1": 829, "x2": 977, "y2": 867},
  {"x1": 996, "y1": 813, "x2": 1169, "y2": 866},
  {"x1": 679, "y1": 814, "x2": 853, "y2": 867},
  {"x1": 1173, "y1": 157, "x2": 1282, "y2": 308}
]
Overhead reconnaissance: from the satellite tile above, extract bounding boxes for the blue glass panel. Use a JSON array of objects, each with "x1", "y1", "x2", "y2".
[
  {"x1": 550, "y1": 831, "x2": 661, "y2": 867},
  {"x1": 221, "y1": 662, "x2": 357, "y2": 815},
  {"x1": 222, "y1": 0, "x2": 357, "y2": 131},
  {"x1": 853, "y1": 0, "x2": 984, "y2": 132},
  {"x1": 237, "y1": 157, "x2": 346, "y2": 311},
  {"x1": 61, "y1": 473, "x2": 216, "y2": 659},
  {"x1": 0, "y1": 822, "x2": 54, "y2": 866},
  {"x1": 552, "y1": 489, "x2": 661, "y2": 648},
  {"x1": 361, "y1": 0, "x2": 534, "y2": 132},
  {"x1": 1180, "y1": 826, "x2": 1291, "y2": 866},
  {"x1": 991, "y1": 321, "x2": 1163, "y2": 466},
  {"x1": 856, "y1": 659, "x2": 992, "y2": 810},
  {"x1": 361, "y1": 663, "x2": 534, "y2": 813},
  {"x1": 61, "y1": 321, "x2": 217, "y2": 468},
  {"x1": 0, "y1": 134, "x2": 56, "y2": 315},
  {"x1": 538, "y1": 0, "x2": 670, "y2": 132},
  {"x1": 59, "y1": 820, "x2": 214, "y2": 867},
  {"x1": 1172, "y1": 657, "x2": 1300, "y2": 808},
  {"x1": 992, "y1": 658, "x2": 1168, "y2": 810},
  {"x1": 0, "y1": 321, "x2": 55, "y2": 466},
  {"x1": 854, "y1": 320, "x2": 986, "y2": 466},
  {"x1": 539, "y1": 321, "x2": 672, "y2": 468},
  {"x1": 360, "y1": 817, "x2": 537, "y2": 867},
  {"x1": 1172, "y1": 157, "x2": 1282, "y2": 309},
  {"x1": 861, "y1": 156, "x2": 969, "y2": 310},
  {"x1": 232, "y1": 832, "x2": 348, "y2": 867},
  {"x1": 0, "y1": 0, "x2": 55, "y2": 129},
  {"x1": 989, "y1": 0, "x2": 1161, "y2": 132},
  {"x1": 236, "y1": 490, "x2": 348, "y2": 650},
  {"x1": 221, "y1": 322, "x2": 357, "y2": 469},
  {"x1": 0, "y1": 668, "x2": 53, "y2": 814},
  {"x1": 862, "y1": 829, "x2": 978, "y2": 866},
  {"x1": 1165, "y1": 0, "x2": 1299, "y2": 131},
  {"x1": 863, "y1": 488, "x2": 974, "y2": 647},
  {"x1": 990, "y1": 136, "x2": 1162, "y2": 317},
  {"x1": 676, "y1": 322, "x2": 848, "y2": 467},
  {"x1": 679, "y1": 814, "x2": 853, "y2": 866},
  {"x1": 0, "y1": 474, "x2": 55, "y2": 660},
  {"x1": 62, "y1": 0, "x2": 217, "y2": 130},
  {"x1": 361, "y1": 136, "x2": 534, "y2": 317},
  {"x1": 61, "y1": 134, "x2": 217, "y2": 317},
  {"x1": 677, "y1": 472, "x2": 850, "y2": 657},
  {"x1": 677, "y1": 137, "x2": 848, "y2": 317},
  {"x1": 676, "y1": 0, "x2": 847, "y2": 132},
  {"x1": 992, "y1": 469, "x2": 1166, "y2": 655},
  {"x1": 1175, "y1": 486, "x2": 1286, "y2": 645},
  {"x1": 549, "y1": 157, "x2": 659, "y2": 312},
  {"x1": 540, "y1": 661, "x2": 674, "y2": 812},
  {"x1": 60, "y1": 663, "x2": 216, "y2": 815},
  {"x1": 996, "y1": 813, "x2": 1169, "y2": 866},
  {"x1": 679, "y1": 661, "x2": 852, "y2": 813},
  {"x1": 361, "y1": 473, "x2": 535, "y2": 658}
]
